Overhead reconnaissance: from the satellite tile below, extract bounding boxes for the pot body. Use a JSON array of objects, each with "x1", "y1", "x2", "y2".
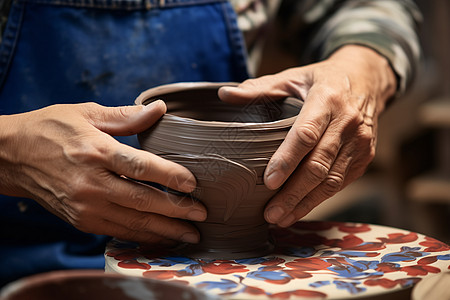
[{"x1": 136, "y1": 82, "x2": 303, "y2": 259}]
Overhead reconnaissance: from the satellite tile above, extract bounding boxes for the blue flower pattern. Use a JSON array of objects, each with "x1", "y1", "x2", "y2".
[{"x1": 108, "y1": 222, "x2": 450, "y2": 299}]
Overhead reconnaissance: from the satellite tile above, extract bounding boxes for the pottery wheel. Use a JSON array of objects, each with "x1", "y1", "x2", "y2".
[{"x1": 105, "y1": 221, "x2": 450, "y2": 299}]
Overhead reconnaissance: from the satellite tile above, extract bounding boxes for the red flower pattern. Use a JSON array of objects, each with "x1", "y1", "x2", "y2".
[
  {"x1": 285, "y1": 257, "x2": 332, "y2": 271},
  {"x1": 377, "y1": 232, "x2": 418, "y2": 244},
  {"x1": 143, "y1": 270, "x2": 178, "y2": 280},
  {"x1": 117, "y1": 260, "x2": 150, "y2": 270},
  {"x1": 283, "y1": 269, "x2": 313, "y2": 279},
  {"x1": 418, "y1": 256, "x2": 438, "y2": 265},
  {"x1": 401, "y1": 265, "x2": 441, "y2": 276},
  {"x1": 242, "y1": 286, "x2": 266, "y2": 296},
  {"x1": 106, "y1": 221, "x2": 449, "y2": 300},
  {"x1": 324, "y1": 234, "x2": 385, "y2": 251},
  {"x1": 337, "y1": 223, "x2": 371, "y2": 233},
  {"x1": 376, "y1": 262, "x2": 401, "y2": 273},
  {"x1": 364, "y1": 277, "x2": 421, "y2": 288},
  {"x1": 106, "y1": 249, "x2": 140, "y2": 261},
  {"x1": 201, "y1": 261, "x2": 249, "y2": 275},
  {"x1": 420, "y1": 237, "x2": 450, "y2": 252}
]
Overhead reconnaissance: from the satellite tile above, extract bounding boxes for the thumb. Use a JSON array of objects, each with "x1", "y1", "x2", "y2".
[
  {"x1": 218, "y1": 74, "x2": 295, "y2": 105},
  {"x1": 87, "y1": 100, "x2": 167, "y2": 136}
]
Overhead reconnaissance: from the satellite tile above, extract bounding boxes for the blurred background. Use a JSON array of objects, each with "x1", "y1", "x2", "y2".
[{"x1": 257, "y1": 0, "x2": 450, "y2": 244}]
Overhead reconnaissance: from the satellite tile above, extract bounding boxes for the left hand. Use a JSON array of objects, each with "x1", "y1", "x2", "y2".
[{"x1": 219, "y1": 45, "x2": 397, "y2": 227}]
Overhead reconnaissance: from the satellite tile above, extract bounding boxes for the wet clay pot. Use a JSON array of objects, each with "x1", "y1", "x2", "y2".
[
  {"x1": 135, "y1": 82, "x2": 303, "y2": 259},
  {"x1": 0, "y1": 270, "x2": 221, "y2": 300}
]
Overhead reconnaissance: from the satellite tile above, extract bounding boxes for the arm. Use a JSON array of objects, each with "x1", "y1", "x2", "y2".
[
  {"x1": 219, "y1": 0, "x2": 421, "y2": 226},
  {"x1": 0, "y1": 102, "x2": 205, "y2": 243}
]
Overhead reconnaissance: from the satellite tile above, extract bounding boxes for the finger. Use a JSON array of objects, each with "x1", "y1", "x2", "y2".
[
  {"x1": 277, "y1": 147, "x2": 353, "y2": 227},
  {"x1": 103, "y1": 142, "x2": 197, "y2": 193},
  {"x1": 264, "y1": 122, "x2": 342, "y2": 225},
  {"x1": 84, "y1": 100, "x2": 167, "y2": 136},
  {"x1": 264, "y1": 88, "x2": 332, "y2": 190},
  {"x1": 100, "y1": 202, "x2": 201, "y2": 244},
  {"x1": 91, "y1": 218, "x2": 184, "y2": 245},
  {"x1": 100, "y1": 174, "x2": 206, "y2": 222},
  {"x1": 218, "y1": 74, "x2": 295, "y2": 105},
  {"x1": 288, "y1": 117, "x2": 377, "y2": 221}
]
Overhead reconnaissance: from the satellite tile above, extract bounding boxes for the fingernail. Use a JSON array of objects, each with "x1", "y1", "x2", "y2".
[
  {"x1": 266, "y1": 206, "x2": 285, "y2": 224},
  {"x1": 187, "y1": 209, "x2": 207, "y2": 221},
  {"x1": 143, "y1": 99, "x2": 165, "y2": 111},
  {"x1": 279, "y1": 213, "x2": 297, "y2": 228},
  {"x1": 220, "y1": 86, "x2": 238, "y2": 93},
  {"x1": 265, "y1": 170, "x2": 284, "y2": 190},
  {"x1": 180, "y1": 232, "x2": 199, "y2": 244}
]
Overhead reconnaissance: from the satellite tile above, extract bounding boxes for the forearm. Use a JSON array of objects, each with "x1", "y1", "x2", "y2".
[
  {"x1": 327, "y1": 44, "x2": 397, "y2": 111},
  {"x1": 0, "y1": 113, "x2": 24, "y2": 197},
  {"x1": 278, "y1": 0, "x2": 421, "y2": 96},
  {"x1": 0, "y1": 103, "x2": 205, "y2": 244},
  {"x1": 307, "y1": 0, "x2": 421, "y2": 96}
]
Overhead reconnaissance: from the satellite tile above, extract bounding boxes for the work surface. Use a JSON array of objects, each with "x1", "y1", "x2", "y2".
[{"x1": 105, "y1": 221, "x2": 450, "y2": 300}]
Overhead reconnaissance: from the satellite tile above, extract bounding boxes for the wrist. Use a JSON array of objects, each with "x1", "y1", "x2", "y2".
[
  {"x1": 0, "y1": 114, "x2": 24, "y2": 196},
  {"x1": 328, "y1": 45, "x2": 397, "y2": 109}
]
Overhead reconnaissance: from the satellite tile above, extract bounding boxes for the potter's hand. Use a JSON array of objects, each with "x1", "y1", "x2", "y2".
[
  {"x1": 219, "y1": 45, "x2": 397, "y2": 227},
  {"x1": 0, "y1": 102, "x2": 205, "y2": 243}
]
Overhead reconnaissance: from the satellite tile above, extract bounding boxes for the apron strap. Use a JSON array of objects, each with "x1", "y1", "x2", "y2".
[{"x1": 15, "y1": 0, "x2": 229, "y2": 10}]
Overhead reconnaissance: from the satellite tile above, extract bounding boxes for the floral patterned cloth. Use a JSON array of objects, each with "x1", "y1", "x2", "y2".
[{"x1": 105, "y1": 221, "x2": 450, "y2": 299}]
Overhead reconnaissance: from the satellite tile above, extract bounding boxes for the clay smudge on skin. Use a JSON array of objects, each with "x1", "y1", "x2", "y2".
[{"x1": 136, "y1": 82, "x2": 303, "y2": 259}]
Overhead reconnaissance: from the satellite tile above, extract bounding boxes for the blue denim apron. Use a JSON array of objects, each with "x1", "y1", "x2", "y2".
[{"x1": 0, "y1": 0, "x2": 249, "y2": 285}]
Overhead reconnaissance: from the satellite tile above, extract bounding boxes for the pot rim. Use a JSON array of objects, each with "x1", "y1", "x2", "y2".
[{"x1": 134, "y1": 82, "x2": 302, "y2": 128}]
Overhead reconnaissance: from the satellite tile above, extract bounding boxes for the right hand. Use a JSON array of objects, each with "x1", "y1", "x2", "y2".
[{"x1": 0, "y1": 101, "x2": 206, "y2": 244}]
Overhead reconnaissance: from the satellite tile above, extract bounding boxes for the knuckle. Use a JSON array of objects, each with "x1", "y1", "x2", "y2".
[
  {"x1": 126, "y1": 214, "x2": 154, "y2": 231},
  {"x1": 347, "y1": 107, "x2": 365, "y2": 124},
  {"x1": 281, "y1": 193, "x2": 302, "y2": 210},
  {"x1": 82, "y1": 102, "x2": 102, "y2": 110},
  {"x1": 68, "y1": 176, "x2": 101, "y2": 200},
  {"x1": 358, "y1": 125, "x2": 374, "y2": 142},
  {"x1": 115, "y1": 152, "x2": 148, "y2": 178},
  {"x1": 65, "y1": 141, "x2": 109, "y2": 165},
  {"x1": 162, "y1": 195, "x2": 181, "y2": 216},
  {"x1": 68, "y1": 205, "x2": 91, "y2": 232},
  {"x1": 294, "y1": 123, "x2": 321, "y2": 149},
  {"x1": 339, "y1": 108, "x2": 365, "y2": 133},
  {"x1": 115, "y1": 106, "x2": 131, "y2": 119},
  {"x1": 305, "y1": 160, "x2": 329, "y2": 182},
  {"x1": 315, "y1": 144, "x2": 339, "y2": 164},
  {"x1": 130, "y1": 189, "x2": 154, "y2": 211},
  {"x1": 298, "y1": 199, "x2": 316, "y2": 215},
  {"x1": 354, "y1": 128, "x2": 376, "y2": 161},
  {"x1": 323, "y1": 173, "x2": 344, "y2": 195},
  {"x1": 324, "y1": 89, "x2": 342, "y2": 105}
]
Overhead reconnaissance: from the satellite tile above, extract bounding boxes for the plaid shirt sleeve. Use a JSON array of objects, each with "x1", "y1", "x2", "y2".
[
  {"x1": 232, "y1": 0, "x2": 422, "y2": 96},
  {"x1": 276, "y1": 0, "x2": 422, "y2": 95}
]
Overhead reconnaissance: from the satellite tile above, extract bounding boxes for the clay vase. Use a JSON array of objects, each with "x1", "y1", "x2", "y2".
[
  {"x1": 0, "y1": 270, "x2": 220, "y2": 300},
  {"x1": 135, "y1": 82, "x2": 303, "y2": 259}
]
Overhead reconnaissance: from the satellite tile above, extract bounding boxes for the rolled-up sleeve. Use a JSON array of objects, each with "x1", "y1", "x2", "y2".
[{"x1": 280, "y1": 0, "x2": 422, "y2": 96}]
